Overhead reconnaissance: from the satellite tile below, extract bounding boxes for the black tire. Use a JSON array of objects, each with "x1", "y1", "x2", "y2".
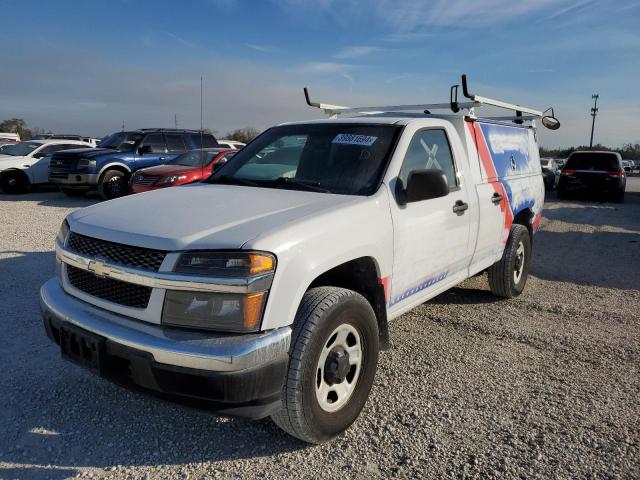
[
  {"x1": 60, "y1": 188, "x2": 86, "y2": 198},
  {"x1": 557, "y1": 187, "x2": 568, "y2": 200},
  {"x1": 0, "y1": 170, "x2": 29, "y2": 194},
  {"x1": 271, "y1": 287, "x2": 379, "y2": 444},
  {"x1": 612, "y1": 190, "x2": 625, "y2": 203},
  {"x1": 98, "y1": 169, "x2": 128, "y2": 200},
  {"x1": 488, "y1": 224, "x2": 531, "y2": 298}
]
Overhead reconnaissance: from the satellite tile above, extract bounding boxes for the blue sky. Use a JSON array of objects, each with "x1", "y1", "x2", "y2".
[{"x1": 1, "y1": 0, "x2": 639, "y2": 148}]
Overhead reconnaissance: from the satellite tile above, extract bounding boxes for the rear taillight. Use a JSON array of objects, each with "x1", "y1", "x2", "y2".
[
  {"x1": 560, "y1": 169, "x2": 576, "y2": 175},
  {"x1": 607, "y1": 170, "x2": 625, "y2": 177}
]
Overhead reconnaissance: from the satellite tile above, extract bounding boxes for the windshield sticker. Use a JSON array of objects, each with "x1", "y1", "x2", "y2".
[{"x1": 332, "y1": 134, "x2": 378, "y2": 147}]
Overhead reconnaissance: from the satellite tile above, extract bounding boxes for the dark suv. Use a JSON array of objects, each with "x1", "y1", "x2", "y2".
[
  {"x1": 48, "y1": 129, "x2": 218, "y2": 200},
  {"x1": 557, "y1": 151, "x2": 626, "y2": 203}
]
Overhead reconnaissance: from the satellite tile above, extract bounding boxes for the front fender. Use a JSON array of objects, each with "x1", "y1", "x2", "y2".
[{"x1": 247, "y1": 187, "x2": 395, "y2": 330}]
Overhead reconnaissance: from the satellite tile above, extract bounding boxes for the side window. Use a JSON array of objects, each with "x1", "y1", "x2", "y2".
[
  {"x1": 140, "y1": 134, "x2": 166, "y2": 153},
  {"x1": 166, "y1": 134, "x2": 186, "y2": 152},
  {"x1": 39, "y1": 144, "x2": 74, "y2": 156},
  {"x1": 398, "y1": 129, "x2": 457, "y2": 190},
  {"x1": 187, "y1": 133, "x2": 216, "y2": 149}
]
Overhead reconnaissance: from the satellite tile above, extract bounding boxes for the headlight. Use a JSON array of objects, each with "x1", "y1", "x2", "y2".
[
  {"x1": 162, "y1": 251, "x2": 276, "y2": 332},
  {"x1": 173, "y1": 251, "x2": 275, "y2": 277},
  {"x1": 158, "y1": 175, "x2": 187, "y2": 184},
  {"x1": 77, "y1": 158, "x2": 96, "y2": 169},
  {"x1": 57, "y1": 219, "x2": 70, "y2": 245},
  {"x1": 163, "y1": 291, "x2": 267, "y2": 332}
]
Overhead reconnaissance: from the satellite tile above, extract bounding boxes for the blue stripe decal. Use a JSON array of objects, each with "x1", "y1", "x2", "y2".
[{"x1": 388, "y1": 271, "x2": 449, "y2": 308}]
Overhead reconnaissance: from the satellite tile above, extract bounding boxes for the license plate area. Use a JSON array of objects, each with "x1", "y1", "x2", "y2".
[{"x1": 59, "y1": 323, "x2": 105, "y2": 375}]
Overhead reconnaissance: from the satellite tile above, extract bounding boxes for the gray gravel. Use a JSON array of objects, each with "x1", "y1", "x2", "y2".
[{"x1": 0, "y1": 181, "x2": 639, "y2": 479}]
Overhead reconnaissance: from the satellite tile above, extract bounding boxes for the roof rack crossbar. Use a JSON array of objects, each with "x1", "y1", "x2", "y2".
[{"x1": 304, "y1": 74, "x2": 549, "y2": 119}]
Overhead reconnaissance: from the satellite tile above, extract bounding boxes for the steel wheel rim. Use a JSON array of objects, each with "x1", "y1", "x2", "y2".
[
  {"x1": 513, "y1": 241, "x2": 525, "y2": 284},
  {"x1": 315, "y1": 323, "x2": 363, "y2": 413}
]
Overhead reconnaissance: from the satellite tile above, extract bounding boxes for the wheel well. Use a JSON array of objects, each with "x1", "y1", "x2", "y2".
[
  {"x1": 308, "y1": 257, "x2": 389, "y2": 350},
  {"x1": 99, "y1": 164, "x2": 130, "y2": 181},
  {"x1": 513, "y1": 208, "x2": 533, "y2": 237},
  {"x1": 0, "y1": 169, "x2": 30, "y2": 184}
]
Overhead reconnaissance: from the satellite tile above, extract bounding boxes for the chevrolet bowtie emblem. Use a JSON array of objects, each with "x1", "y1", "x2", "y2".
[{"x1": 88, "y1": 259, "x2": 111, "y2": 278}]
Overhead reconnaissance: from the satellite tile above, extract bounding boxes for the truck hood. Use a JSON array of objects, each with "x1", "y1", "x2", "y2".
[
  {"x1": 0, "y1": 155, "x2": 30, "y2": 169},
  {"x1": 54, "y1": 147, "x2": 120, "y2": 159},
  {"x1": 69, "y1": 183, "x2": 359, "y2": 251}
]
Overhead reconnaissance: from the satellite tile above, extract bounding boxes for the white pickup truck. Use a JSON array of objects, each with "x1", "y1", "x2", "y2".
[{"x1": 41, "y1": 76, "x2": 560, "y2": 443}]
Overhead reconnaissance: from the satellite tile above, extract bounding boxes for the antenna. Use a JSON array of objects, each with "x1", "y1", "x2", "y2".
[
  {"x1": 121, "y1": 120, "x2": 125, "y2": 132},
  {"x1": 589, "y1": 94, "x2": 599, "y2": 149},
  {"x1": 200, "y1": 77, "x2": 204, "y2": 159}
]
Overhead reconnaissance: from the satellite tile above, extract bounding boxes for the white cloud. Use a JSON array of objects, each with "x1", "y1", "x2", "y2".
[
  {"x1": 246, "y1": 43, "x2": 278, "y2": 53},
  {"x1": 292, "y1": 62, "x2": 356, "y2": 83},
  {"x1": 163, "y1": 31, "x2": 197, "y2": 49},
  {"x1": 333, "y1": 45, "x2": 379, "y2": 59}
]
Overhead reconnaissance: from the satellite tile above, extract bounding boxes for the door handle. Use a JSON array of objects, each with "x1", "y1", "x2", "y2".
[
  {"x1": 159, "y1": 156, "x2": 166, "y2": 161},
  {"x1": 491, "y1": 193, "x2": 503, "y2": 205},
  {"x1": 452, "y1": 200, "x2": 468, "y2": 215}
]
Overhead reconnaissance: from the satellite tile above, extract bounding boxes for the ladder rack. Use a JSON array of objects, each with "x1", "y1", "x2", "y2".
[{"x1": 303, "y1": 74, "x2": 559, "y2": 129}]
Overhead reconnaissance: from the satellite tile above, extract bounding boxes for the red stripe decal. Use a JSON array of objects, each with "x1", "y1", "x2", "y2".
[
  {"x1": 378, "y1": 276, "x2": 391, "y2": 302},
  {"x1": 466, "y1": 121, "x2": 513, "y2": 242}
]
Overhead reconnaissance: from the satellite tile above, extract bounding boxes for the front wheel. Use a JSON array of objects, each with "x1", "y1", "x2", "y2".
[
  {"x1": 98, "y1": 169, "x2": 128, "y2": 200},
  {"x1": 0, "y1": 171, "x2": 29, "y2": 194},
  {"x1": 488, "y1": 224, "x2": 531, "y2": 298},
  {"x1": 271, "y1": 287, "x2": 379, "y2": 444}
]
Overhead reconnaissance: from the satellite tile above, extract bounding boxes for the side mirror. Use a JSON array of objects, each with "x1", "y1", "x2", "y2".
[
  {"x1": 32, "y1": 152, "x2": 44, "y2": 159},
  {"x1": 137, "y1": 145, "x2": 152, "y2": 155},
  {"x1": 541, "y1": 116, "x2": 561, "y2": 130},
  {"x1": 397, "y1": 169, "x2": 449, "y2": 205},
  {"x1": 211, "y1": 158, "x2": 228, "y2": 173}
]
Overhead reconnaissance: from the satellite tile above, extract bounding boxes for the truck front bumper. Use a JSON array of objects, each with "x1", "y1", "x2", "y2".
[
  {"x1": 40, "y1": 278, "x2": 291, "y2": 418},
  {"x1": 48, "y1": 172, "x2": 99, "y2": 189}
]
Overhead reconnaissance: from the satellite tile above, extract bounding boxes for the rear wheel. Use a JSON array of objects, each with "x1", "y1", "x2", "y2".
[
  {"x1": 0, "y1": 170, "x2": 29, "y2": 194},
  {"x1": 612, "y1": 189, "x2": 625, "y2": 203},
  {"x1": 98, "y1": 169, "x2": 128, "y2": 200},
  {"x1": 488, "y1": 224, "x2": 531, "y2": 298},
  {"x1": 271, "y1": 287, "x2": 379, "y2": 444}
]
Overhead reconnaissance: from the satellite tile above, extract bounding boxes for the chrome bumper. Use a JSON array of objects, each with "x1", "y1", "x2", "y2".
[{"x1": 40, "y1": 278, "x2": 291, "y2": 372}]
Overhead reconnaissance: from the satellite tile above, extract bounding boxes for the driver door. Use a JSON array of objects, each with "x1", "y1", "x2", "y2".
[
  {"x1": 30, "y1": 144, "x2": 79, "y2": 184},
  {"x1": 136, "y1": 133, "x2": 168, "y2": 169},
  {"x1": 388, "y1": 128, "x2": 472, "y2": 311}
]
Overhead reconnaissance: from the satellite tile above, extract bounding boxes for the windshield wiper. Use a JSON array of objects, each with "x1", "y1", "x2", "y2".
[
  {"x1": 268, "y1": 177, "x2": 331, "y2": 193},
  {"x1": 211, "y1": 175, "x2": 261, "y2": 187}
]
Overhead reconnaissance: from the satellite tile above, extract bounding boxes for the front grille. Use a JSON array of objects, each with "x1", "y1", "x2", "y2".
[
  {"x1": 67, "y1": 265, "x2": 152, "y2": 308},
  {"x1": 133, "y1": 174, "x2": 160, "y2": 186},
  {"x1": 50, "y1": 154, "x2": 79, "y2": 169},
  {"x1": 67, "y1": 232, "x2": 166, "y2": 271}
]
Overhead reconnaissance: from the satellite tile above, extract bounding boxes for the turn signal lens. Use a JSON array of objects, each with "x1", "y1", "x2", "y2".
[
  {"x1": 57, "y1": 219, "x2": 70, "y2": 245},
  {"x1": 243, "y1": 292, "x2": 267, "y2": 330}
]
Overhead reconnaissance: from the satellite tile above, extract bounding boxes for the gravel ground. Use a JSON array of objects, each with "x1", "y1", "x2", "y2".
[{"x1": 0, "y1": 181, "x2": 638, "y2": 479}]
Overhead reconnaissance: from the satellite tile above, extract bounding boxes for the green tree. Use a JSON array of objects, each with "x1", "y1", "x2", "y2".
[
  {"x1": 224, "y1": 127, "x2": 260, "y2": 144},
  {"x1": 0, "y1": 118, "x2": 33, "y2": 140}
]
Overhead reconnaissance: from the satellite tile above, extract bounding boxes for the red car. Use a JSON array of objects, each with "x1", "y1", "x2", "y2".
[{"x1": 129, "y1": 148, "x2": 236, "y2": 193}]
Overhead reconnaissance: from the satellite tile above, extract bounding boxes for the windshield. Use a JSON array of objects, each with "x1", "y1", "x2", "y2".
[
  {"x1": 167, "y1": 150, "x2": 216, "y2": 167},
  {"x1": 1, "y1": 141, "x2": 40, "y2": 156},
  {"x1": 207, "y1": 124, "x2": 401, "y2": 195},
  {"x1": 99, "y1": 132, "x2": 144, "y2": 151},
  {"x1": 565, "y1": 152, "x2": 620, "y2": 171}
]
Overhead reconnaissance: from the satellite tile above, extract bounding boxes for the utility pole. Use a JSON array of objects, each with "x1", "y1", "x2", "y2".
[
  {"x1": 589, "y1": 94, "x2": 599, "y2": 149},
  {"x1": 121, "y1": 120, "x2": 125, "y2": 132},
  {"x1": 174, "y1": 114, "x2": 178, "y2": 129}
]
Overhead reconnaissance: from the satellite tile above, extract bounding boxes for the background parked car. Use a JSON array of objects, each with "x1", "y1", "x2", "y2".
[
  {"x1": 130, "y1": 148, "x2": 236, "y2": 193},
  {"x1": 0, "y1": 132, "x2": 21, "y2": 146},
  {"x1": 217, "y1": 139, "x2": 246, "y2": 150},
  {"x1": 48, "y1": 128, "x2": 218, "y2": 200},
  {"x1": 540, "y1": 158, "x2": 559, "y2": 190},
  {"x1": 0, "y1": 139, "x2": 93, "y2": 194},
  {"x1": 557, "y1": 150, "x2": 626, "y2": 202}
]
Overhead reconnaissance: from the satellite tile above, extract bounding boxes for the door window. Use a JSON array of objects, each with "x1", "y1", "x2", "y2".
[
  {"x1": 166, "y1": 134, "x2": 187, "y2": 152},
  {"x1": 140, "y1": 134, "x2": 166, "y2": 153},
  {"x1": 398, "y1": 129, "x2": 458, "y2": 191}
]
